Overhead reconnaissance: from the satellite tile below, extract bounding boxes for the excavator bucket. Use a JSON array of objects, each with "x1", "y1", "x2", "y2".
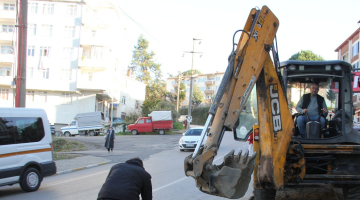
[{"x1": 185, "y1": 149, "x2": 257, "y2": 199}]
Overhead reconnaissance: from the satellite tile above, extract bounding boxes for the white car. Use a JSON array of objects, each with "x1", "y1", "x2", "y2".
[{"x1": 179, "y1": 127, "x2": 207, "y2": 151}]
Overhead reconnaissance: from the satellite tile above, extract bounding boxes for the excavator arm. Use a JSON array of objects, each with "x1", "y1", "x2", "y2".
[{"x1": 184, "y1": 6, "x2": 297, "y2": 199}]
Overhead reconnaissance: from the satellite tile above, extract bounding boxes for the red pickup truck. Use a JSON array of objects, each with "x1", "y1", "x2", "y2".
[{"x1": 128, "y1": 111, "x2": 173, "y2": 135}]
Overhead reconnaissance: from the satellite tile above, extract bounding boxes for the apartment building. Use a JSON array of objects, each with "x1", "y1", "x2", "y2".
[
  {"x1": 166, "y1": 71, "x2": 224, "y2": 107},
  {"x1": 0, "y1": 0, "x2": 145, "y2": 125},
  {"x1": 335, "y1": 27, "x2": 360, "y2": 122}
]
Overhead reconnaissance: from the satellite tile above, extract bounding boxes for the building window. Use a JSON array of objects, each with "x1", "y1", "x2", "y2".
[
  {"x1": 1, "y1": 46, "x2": 12, "y2": 54},
  {"x1": 121, "y1": 96, "x2": 126, "y2": 105},
  {"x1": 2, "y1": 25, "x2": 14, "y2": 32},
  {"x1": 40, "y1": 68, "x2": 49, "y2": 79},
  {"x1": 62, "y1": 47, "x2": 74, "y2": 59},
  {"x1": 27, "y1": 91, "x2": 35, "y2": 102},
  {"x1": 135, "y1": 100, "x2": 140, "y2": 109},
  {"x1": 64, "y1": 26, "x2": 75, "y2": 37},
  {"x1": 39, "y1": 91, "x2": 47, "y2": 102},
  {"x1": 27, "y1": 67, "x2": 33, "y2": 78},
  {"x1": 88, "y1": 72, "x2": 93, "y2": 81},
  {"x1": 61, "y1": 93, "x2": 72, "y2": 104},
  {"x1": 342, "y1": 53, "x2": 348, "y2": 62},
  {"x1": 43, "y1": 3, "x2": 54, "y2": 14},
  {"x1": 216, "y1": 76, "x2": 221, "y2": 81},
  {"x1": 28, "y1": 24, "x2": 37, "y2": 35},
  {"x1": 29, "y1": 2, "x2": 38, "y2": 14},
  {"x1": 352, "y1": 41, "x2": 359, "y2": 58},
  {"x1": 27, "y1": 46, "x2": 35, "y2": 56},
  {"x1": 40, "y1": 46, "x2": 51, "y2": 57},
  {"x1": 61, "y1": 69, "x2": 72, "y2": 80},
  {"x1": 92, "y1": 30, "x2": 96, "y2": 37},
  {"x1": 41, "y1": 24, "x2": 52, "y2": 36},
  {"x1": 0, "y1": 67, "x2": 10, "y2": 76},
  {"x1": 0, "y1": 88, "x2": 9, "y2": 100},
  {"x1": 66, "y1": 5, "x2": 77, "y2": 15},
  {"x1": 4, "y1": 3, "x2": 15, "y2": 10}
]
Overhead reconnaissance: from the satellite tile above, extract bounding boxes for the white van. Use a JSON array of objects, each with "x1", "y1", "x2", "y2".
[{"x1": 0, "y1": 108, "x2": 56, "y2": 192}]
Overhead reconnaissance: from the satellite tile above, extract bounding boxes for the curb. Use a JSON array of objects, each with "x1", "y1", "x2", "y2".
[{"x1": 54, "y1": 161, "x2": 111, "y2": 176}]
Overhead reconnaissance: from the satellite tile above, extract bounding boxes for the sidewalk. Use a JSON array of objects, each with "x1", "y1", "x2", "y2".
[{"x1": 55, "y1": 155, "x2": 111, "y2": 175}]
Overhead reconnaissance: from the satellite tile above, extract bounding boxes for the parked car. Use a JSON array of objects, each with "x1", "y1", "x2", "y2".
[
  {"x1": 112, "y1": 117, "x2": 128, "y2": 124},
  {"x1": 179, "y1": 127, "x2": 207, "y2": 151},
  {"x1": 127, "y1": 111, "x2": 173, "y2": 135}
]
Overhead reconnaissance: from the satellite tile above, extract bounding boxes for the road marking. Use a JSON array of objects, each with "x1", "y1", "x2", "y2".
[
  {"x1": 42, "y1": 170, "x2": 108, "y2": 188},
  {"x1": 152, "y1": 154, "x2": 225, "y2": 193}
]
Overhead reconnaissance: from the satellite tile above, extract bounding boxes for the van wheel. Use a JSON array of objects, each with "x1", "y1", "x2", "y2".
[
  {"x1": 89, "y1": 131, "x2": 95, "y2": 136},
  {"x1": 64, "y1": 132, "x2": 71, "y2": 137},
  {"x1": 131, "y1": 130, "x2": 138, "y2": 135},
  {"x1": 159, "y1": 129, "x2": 165, "y2": 135},
  {"x1": 20, "y1": 168, "x2": 41, "y2": 192}
]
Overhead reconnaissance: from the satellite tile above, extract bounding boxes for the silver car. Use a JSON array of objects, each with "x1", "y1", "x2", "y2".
[{"x1": 179, "y1": 127, "x2": 207, "y2": 151}]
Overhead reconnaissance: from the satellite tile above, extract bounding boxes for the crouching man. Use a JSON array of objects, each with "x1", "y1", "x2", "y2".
[{"x1": 97, "y1": 157, "x2": 152, "y2": 200}]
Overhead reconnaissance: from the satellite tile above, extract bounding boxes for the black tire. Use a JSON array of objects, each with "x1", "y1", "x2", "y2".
[
  {"x1": 159, "y1": 129, "x2": 165, "y2": 135},
  {"x1": 64, "y1": 132, "x2": 71, "y2": 137},
  {"x1": 88, "y1": 131, "x2": 95, "y2": 136},
  {"x1": 131, "y1": 130, "x2": 138, "y2": 135},
  {"x1": 254, "y1": 189, "x2": 276, "y2": 200},
  {"x1": 20, "y1": 168, "x2": 42, "y2": 192}
]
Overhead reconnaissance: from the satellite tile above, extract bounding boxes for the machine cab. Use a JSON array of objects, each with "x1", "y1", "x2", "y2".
[{"x1": 280, "y1": 60, "x2": 360, "y2": 144}]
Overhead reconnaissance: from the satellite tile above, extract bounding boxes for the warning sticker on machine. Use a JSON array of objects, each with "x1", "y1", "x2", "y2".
[
  {"x1": 257, "y1": 16, "x2": 264, "y2": 28},
  {"x1": 239, "y1": 75, "x2": 256, "y2": 110}
]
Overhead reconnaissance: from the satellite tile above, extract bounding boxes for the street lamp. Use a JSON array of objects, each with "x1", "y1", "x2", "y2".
[{"x1": 183, "y1": 38, "x2": 202, "y2": 129}]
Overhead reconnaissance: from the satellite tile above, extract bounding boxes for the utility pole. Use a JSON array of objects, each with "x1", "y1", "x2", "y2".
[
  {"x1": 176, "y1": 72, "x2": 181, "y2": 112},
  {"x1": 183, "y1": 38, "x2": 202, "y2": 129},
  {"x1": 15, "y1": 0, "x2": 28, "y2": 107}
]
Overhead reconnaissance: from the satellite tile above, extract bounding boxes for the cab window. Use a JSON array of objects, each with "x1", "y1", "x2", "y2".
[
  {"x1": 146, "y1": 119, "x2": 151, "y2": 123},
  {"x1": 0, "y1": 117, "x2": 45, "y2": 145},
  {"x1": 137, "y1": 119, "x2": 144, "y2": 124}
]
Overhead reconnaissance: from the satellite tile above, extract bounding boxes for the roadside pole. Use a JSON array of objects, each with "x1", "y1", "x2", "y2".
[{"x1": 15, "y1": 0, "x2": 28, "y2": 107}]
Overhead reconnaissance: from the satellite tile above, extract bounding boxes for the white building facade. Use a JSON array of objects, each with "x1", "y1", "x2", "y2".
[
  {"x1": 166, "y1": 72, "x2": 224, "y2": 107},
  {"x1": 0, "y1": 0, "x2": 145, "y2": 125}
]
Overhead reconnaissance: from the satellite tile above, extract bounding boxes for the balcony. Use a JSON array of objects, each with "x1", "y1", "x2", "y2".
[
  {"x1": 78, "y1": 58, "x2": 108, "y2": 70},
  {"x1": 205, "y1": 80, "x2": 214, "y2": 85},
  {"x1": 80, "y1": 36, "x2": 109, "y2": 46},
  {"x1": 0, "y1": 76, "x2": 12, "y2": 86},
  {"x1": 77, "y1": 79, "x2": 107, "y2": 91},
  {"x1": 0, "y1": 32, "x2": 14, "y2": 42},
  {"x1": 0, "y1": 10, "x2": 16, "y2": 20},
  {"x1": 204, "y1": 90, "x2": 214, "y2": 94},
  {"x1": 0, "y1": 54, "x2": 14, "y2": 63}
]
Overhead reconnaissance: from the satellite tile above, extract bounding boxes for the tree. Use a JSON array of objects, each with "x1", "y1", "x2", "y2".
[
  {"x1": 192, "y1": 85, "x2": 203, "y2": 106},
  {"x1": 169, "y1": 82, "x2": 186, "y2": 104},
  {"x1": 326, "y1": 84, "x2": 336, "y2": 110},
  {"x1": 146, "y1": 80, "x2": 167, "y2": 101},
  {"x1": 289, "y1": 50, "x2": 324, "y2": 61},
  {"x1": 129, "y1": 35, "x2": 162, "y2": 84},
  {"x1": 183, "y1": 69, "x2": 201, "y2": 76},
  {"x1": 141, "y1": 99, "x2": 160, "y2": 117}
]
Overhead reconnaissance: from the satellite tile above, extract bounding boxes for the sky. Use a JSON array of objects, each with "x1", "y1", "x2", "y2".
[{"x1": 115, "y1": 0, "x2": 360, "y2": 79}]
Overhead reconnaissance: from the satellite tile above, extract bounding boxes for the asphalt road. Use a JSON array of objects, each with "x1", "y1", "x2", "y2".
[{"x1": 0, "y1": 131, "x2": 337, "y2": 200}]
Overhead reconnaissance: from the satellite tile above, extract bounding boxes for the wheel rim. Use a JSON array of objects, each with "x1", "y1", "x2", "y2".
[
  {"x1": 160, "y1": 130, "x2": 164, "y2": 135},
  {"x1": 65, "y1": 133, "x2": 70, "y2": 137},
  {"x1": 132, "y1": 130, "x2": 137, "y2": 135},
  {"x1": 27, "y1": 172, "x2": 39, "y2": 188}
]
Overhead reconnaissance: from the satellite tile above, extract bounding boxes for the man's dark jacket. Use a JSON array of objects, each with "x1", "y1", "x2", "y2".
[{"x1": 97, "y1": 159, "x2": 152, "y2": 200}]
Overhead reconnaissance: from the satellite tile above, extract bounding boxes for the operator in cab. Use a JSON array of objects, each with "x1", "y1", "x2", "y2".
[{"x1": 296, "y1": 82, "x2": 328, "y2": 138}]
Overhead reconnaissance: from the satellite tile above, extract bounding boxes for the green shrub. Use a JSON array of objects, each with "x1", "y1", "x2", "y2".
[{"x1": 173, "y1": 122, "x2": 184, "y2": 130}]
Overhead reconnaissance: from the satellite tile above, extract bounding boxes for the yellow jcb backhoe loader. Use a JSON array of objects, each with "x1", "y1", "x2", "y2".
[{"x1": 184, "y1": 5, "x2": 360, "y2": 200}]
